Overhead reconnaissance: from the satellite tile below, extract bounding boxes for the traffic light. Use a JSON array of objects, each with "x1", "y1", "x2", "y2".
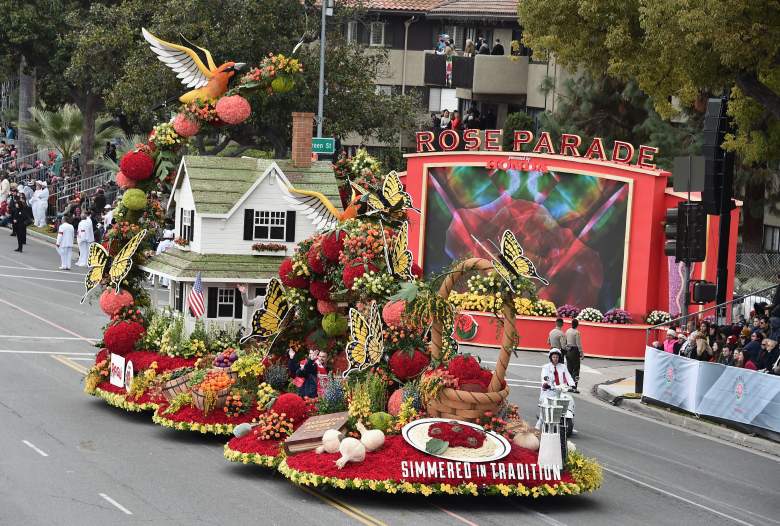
[
  {"x1": 664, "y1": 202, "x2": 707, "y2": 262},
  {"x1": 690, "y1": 280, "x2": 717, "y2": 304},
  {"x1": 702, "y1": 97, "x2": 733, "y2": 215}
]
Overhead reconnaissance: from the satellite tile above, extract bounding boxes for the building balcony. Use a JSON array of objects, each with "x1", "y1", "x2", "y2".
[{"x1": 424, "y1": 53, "x2": 529, "y2": 97}]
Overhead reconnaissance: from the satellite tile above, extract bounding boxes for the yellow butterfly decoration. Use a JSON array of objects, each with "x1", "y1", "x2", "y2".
[
  {"x1": 471, "y1": 230, "x2": 549, "y2": 293},
  {"x1": 343, "y1": 302, "x2": 384, "y2": 378},
  {"x1": 240, "y1": 278, "x2": 292, "y2": 346},
  {"x1": 365, "y1": 171, "x2": 419, "y2": 216},
  {"x1": 80, "y1": 229, "x2": 147, "y2": 304},
  {"x1": 381, "y1": 220, "x2": 413, "y2": 280}
]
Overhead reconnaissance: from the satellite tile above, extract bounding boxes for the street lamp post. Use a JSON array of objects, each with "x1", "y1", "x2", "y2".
[{"x1": 316, "y1": 0, "x2": 330, "y2": 138}]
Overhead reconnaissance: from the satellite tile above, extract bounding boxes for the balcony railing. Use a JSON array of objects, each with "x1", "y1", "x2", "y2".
[{"x1": 424, "y1": 53, "x2": 530, "y2": 97}]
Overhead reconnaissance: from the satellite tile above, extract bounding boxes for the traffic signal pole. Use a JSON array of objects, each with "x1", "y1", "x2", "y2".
[{"x1": 715, "y1": 150, "x2": 735, "y2": 312}]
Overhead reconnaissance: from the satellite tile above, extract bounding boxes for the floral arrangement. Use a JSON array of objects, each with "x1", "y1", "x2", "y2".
[
  {"x1": 174, "y1": 237, "x2": 189, "y2": 247},
  {"x1": 557, "y1": 304, "x2": 580, "y2": 318},
  {"x1": 254, "y1": 410, "x2": 294, "y2": 441},
  {"x1": 230, "y1": 353, "x2": 265, "y2": 379},
  {"x1": 240, "y1": 53, "x2": 303, "y2": 95},
  {"x1": 149, "y1": 122, "x2": 186, "y2": 149},
  {"x1": 256, "y1": 382, "x2": 279, "y2": 411},
  {"x1": 182, "y1": 99, "x2": 221, "y2": 124},
  {"x1": 603, "y1": 308, "x2": 633, "y2": 325},
  {"x1": 224, "y1": 389, "x2": 253, "y2": 417},
  {"x1": 646, "y1": 310, "x2": 672, "y2": 325},
  {"x1": 103, "y1": 320, "x2": 146, "y2": 356},
  {"x1": 577, "y1": 307, "x2": 604, "y2": 323},
  {"x1": 252, "y1": 242, "x2": 287, "y2": 252},
  {"x1": 532, "y1": 299, "x2": 557, "y2": 317}
]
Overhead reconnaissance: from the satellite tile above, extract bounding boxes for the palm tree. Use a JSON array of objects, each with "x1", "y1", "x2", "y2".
[
  {"x1": 20, "y1": 103, "x2": 122, "y2": 164},
  {"x1": 91, "y1": 132, "x2": 147, "y2": 174}
]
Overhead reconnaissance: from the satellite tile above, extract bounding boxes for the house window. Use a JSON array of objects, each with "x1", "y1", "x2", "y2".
[
  {"x1": 444, "y1": 25, "x2": 464, "y2": 50},
  {"x1": 181, "y1": 209, "x2": 193, "y2": 241},
  {"x1": 346, "y1": 21, "x2": 358, "y2": 43},
  {"x1": 370, "y1": 22, "x2": 385, "y2": 47},
  {"x1": 254, "y1": 210, "x2": 286, "y2": 241},
  {"x1": 764, "y1": 225, "x2": 780, "y2": 253},
  {"x1": 174, "y1": 282, "x2": 184, "y2": 312},
  {"x1": 375, "y1": 85, "x2": 393, "y2": 96},
  {"x1": 217, "y1": 288, "x2": 236, "y2": 318}
]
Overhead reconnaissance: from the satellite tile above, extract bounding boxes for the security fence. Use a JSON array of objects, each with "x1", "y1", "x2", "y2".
[{"x1": 735, "y1": 253, "x2": 780, "y2": 296}]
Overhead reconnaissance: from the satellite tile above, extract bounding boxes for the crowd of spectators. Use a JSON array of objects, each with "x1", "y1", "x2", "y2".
[{"x1": 653, "y1": 280, "x2": 780, "y2": 376}]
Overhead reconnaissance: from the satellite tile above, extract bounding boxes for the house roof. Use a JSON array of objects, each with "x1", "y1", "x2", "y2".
[
  {"x1": 174, "y1": 156, "x2": 342, "y2": 217},
  {"x1": 426, "y1": 0, "x2": 519, "y2": 19},
  {"x1": 361, "y1": 0, "x2": 443, "y2": 12},
  {"x1": 140, "y1": 248, "x2": 284, "y2": 283}
]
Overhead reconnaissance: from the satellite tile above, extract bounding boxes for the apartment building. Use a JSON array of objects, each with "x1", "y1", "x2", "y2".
[{"x1": 341, "y1": 0, "x2": 571, "y2": 147}]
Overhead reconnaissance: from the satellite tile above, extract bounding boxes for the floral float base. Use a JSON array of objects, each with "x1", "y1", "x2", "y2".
[
  {"x1": 152, "y1": 404, "x2": 262, "y2": 435},
  {"x1": 224, "y1": 434, "x2": 282, "y2": 468},
  {"x1": 272, "y1": 436, "x2": 600, "y2": 498},
  {"x1": 90, "y1": 382, "x2": 163, "y2": 412}
]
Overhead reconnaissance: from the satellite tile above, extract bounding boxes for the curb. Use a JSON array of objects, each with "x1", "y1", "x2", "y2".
[
  {"x1": 27, "y1": 229, "x2": 57, "y2": 245},
  {"x1": 595, "y1": 383, "x2": 780, "y2": 457}
]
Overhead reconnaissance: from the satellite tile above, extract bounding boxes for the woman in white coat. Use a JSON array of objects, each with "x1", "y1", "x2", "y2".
[
  {"x1": 31, "y1": 181, "x2": 49, "y2": 227},
  {"x1": 536, "y1": 348, "x2": 576, "y2": 429}
]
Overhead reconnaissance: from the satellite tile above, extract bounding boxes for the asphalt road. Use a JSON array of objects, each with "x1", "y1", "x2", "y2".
[{"x1": 0, "y1": 231, "x2": 778, "y2": 526}]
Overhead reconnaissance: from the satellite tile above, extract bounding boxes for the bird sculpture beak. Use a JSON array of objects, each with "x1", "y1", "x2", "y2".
[{"x1": 230, "y1": 63, "x2": 246, "y2": 72}]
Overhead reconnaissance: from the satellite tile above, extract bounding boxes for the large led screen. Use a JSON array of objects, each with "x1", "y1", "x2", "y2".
[{"x1": 423, "y1": 165, "x2": 630, "y2": 311}]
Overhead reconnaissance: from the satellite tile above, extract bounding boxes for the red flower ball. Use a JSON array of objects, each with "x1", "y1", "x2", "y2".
[
  {"x1": 115, "y1": 171, "x2": 136, "y2": 189},
  {"x1": 307, "y1": 248, "x2": 326, "y2": 274},
  {"x1": 119, "y1": 150, "x2": 154, "y2": 181},
  {"x1": 342, "y1": 261, "x2": 378, "y2": 290},
  {"x1": 103, "y1": 321, "x2": 146, "y2": 357},
  {"x1": 447, "y1": 355, "x2": 482, "y2": 382},
  {"x1": 317, "y1": 300, "x2": 338, "y2": 315},
  {"x1": 411, "y1": 263, "x2": 423, "y2": 279},
  {"x1": 309, "y1": 280, "x2": 331, "y2": 301},
  {"x1": 382, "y1": 300, "x2": 406, "y2": 326},
  {"x1": 99, "y1": 289, "x2": 134, "y2": 317},
  {"x1": 172, "y1": 113, "x2": 200, "y2": 137},
  {"x1": 279, "y1": 258, "x2": 309, "y2": 289},
  {"x1": 271, "y1": 393, "x2": 308, "y2": 424},
  {"x1": 215, "y1": 95, "x2": 251, "y2": 125},
  {"x1": 321, "y1": 231, "x2": 346, "y2": 262},
  {"x1": 389, "y1": 349, "x2": 430, "y2": 381}
]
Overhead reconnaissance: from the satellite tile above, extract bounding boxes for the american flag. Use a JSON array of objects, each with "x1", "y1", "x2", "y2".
[{"x1": 188, "y1": 272, "x2": 206, "y2": 318}]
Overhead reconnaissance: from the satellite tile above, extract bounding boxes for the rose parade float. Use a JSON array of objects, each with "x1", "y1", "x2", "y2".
[{"x1": 81, "y1": 27, "x2": 601, "y2": 499}]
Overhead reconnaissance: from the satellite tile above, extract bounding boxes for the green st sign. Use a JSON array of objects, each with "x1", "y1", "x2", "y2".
[{"x1": 312, "y1": 137, "x2": 336, "y2": 155}]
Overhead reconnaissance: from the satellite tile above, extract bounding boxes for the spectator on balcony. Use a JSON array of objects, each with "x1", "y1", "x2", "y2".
[
  {"x1": 478, "y1": 37, "x2": 489, "y2": 55},
  {"x1": 464, "y1": 107, "x2": 481, "y2": 129},
  {"x1": 439, "y1": 109, "x2": 451, "y2": 130},
  {"x1": 450, "y1": 110, "x2": 462, "y2": 131},
  {"x1": 464, "y1": 39, "x2": 475, "y2": 57},
  {"x1": 443, "y1": 39, "x2": 456, "y2": 56},
  {"x1": 734, "y1": 349, "x2": 757, "y2": 370},
  {"x1": 491, "y1": 39, "x2": 505, "y2": 56},
  {"x1": 662, "y1": 329, "x2": 677, "y2": 353},
  {"x1": 673, "y1": 332, "x2": 686, "y2": 354}
]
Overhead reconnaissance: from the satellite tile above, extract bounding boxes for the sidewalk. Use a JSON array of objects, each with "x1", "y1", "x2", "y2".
[{"x1": 595, "y1": 376, "x2": 780, "y2": 457}]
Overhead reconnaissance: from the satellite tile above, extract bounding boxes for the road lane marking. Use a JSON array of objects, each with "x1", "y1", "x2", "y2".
[
  {"x1": 602, "y1": 465, "x2": 756, "y2": 526},
  {"x1": 51, "y1": 355, "x2": 88, "y2": 375},
  {"x1": 0, "y1": 252, "x2": 35, "y2": 269},
  {"x1": 297, "y1": 486, "x2": 387, "y2": 526},
  {"x1": 513, "y1": 504, "x2": 568, "y2": 526},
  {"x1": 433, "y1": 505, "x2": 480, "y2": 526},
  {"x1": 0, "y1": 335, "x2": 97, "y2": 342},
  {"x1": 0, "y1": 350, "x2": 95, "y2": 355},
  {"x1": 0, "y1": 297, "x2": 94, "y2": 343},
  {"x1": 99, "y1": 493, "x2": 133, "y2": 515},
  {"x1": 0, "y1": 264, "x2": 85, "y2": 275},
  {"x1": 0, "y1": 273, "x2": 83, "y2": 283},
  {"x1": 22, "y1": 440, "x2": 49, "y2": 457}
]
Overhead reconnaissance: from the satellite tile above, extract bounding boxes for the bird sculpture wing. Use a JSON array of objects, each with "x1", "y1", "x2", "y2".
[
  {"x1": 280, "y1": 183, "x2": 340, "y2": 231},
  {"x1": 142, "y1": 28, "x2": 213, "y2": 89}
]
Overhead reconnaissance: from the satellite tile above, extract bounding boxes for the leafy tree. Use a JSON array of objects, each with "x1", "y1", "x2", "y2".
[
  {"x1": 20, "y1": 103, "x2": 122, "y2": 162},
  {"x1": 502, "y1": 112, "x2": 535, "y2": 151},
  {"x1": 517, "y1": 0, "x2": 780, "y2": 162}
]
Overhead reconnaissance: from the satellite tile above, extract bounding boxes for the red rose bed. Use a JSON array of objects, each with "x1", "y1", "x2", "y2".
[
  {"x1": 224, "y1": 434, "x2": 282, "y2": 468},
  {"x1": 152, "y1": 404, "x2": 262, "y2": 435}
]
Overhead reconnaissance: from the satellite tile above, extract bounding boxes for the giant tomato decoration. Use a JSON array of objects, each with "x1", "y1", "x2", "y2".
[{"x1": 119, "y1": 150, "x2": 154, "y2": 181}]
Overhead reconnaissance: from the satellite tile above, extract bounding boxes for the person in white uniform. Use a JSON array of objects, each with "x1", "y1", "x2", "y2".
[
  {"x1": 56, "y1": 216, "x2": 75, "y2": 270},
  {"x1": 536, "y1": 348, "x2": 575, "y2": 429},
  {"x1": 31, "y1": 181, "x2": 49, "y2": 227},
  {"x1": 154, "y1": 229, "x2": 175, "y2": 286},
  {"x1": 75, "y1": 212, "x2": 95, "y2": 266}
]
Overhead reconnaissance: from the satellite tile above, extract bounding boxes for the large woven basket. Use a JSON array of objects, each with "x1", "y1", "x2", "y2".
[
  {"x1": 427, "y1": 258, "x2": 516, "y2": 423},
  {"x1": 161, "y1": 371, "x2": 193, "y2": 401},
  {"x1": 192, "y1": 387, "x2": 231, "y2": 412}
]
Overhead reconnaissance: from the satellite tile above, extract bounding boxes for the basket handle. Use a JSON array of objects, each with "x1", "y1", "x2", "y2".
[{"x1": 429, "y1": 257, "x2": 517, "y2": 392}]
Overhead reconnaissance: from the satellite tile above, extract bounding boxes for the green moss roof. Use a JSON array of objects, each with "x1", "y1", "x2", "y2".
[
  {"x1": 180, "y1": 156, "x2": 341, "y2": 215},
  {"x1": 140, "y1": 248, "x2": 284, "y2": 282}
]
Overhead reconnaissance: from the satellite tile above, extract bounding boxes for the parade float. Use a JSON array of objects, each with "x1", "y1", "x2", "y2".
[{"x1": 82, "y1": 27, "x2": 602, "y2": 498}]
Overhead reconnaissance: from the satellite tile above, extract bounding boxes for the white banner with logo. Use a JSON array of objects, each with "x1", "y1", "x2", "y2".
[
  {"x1": 643, "y1": 346, "x2": 780, "y2": 433},
  {"x1": 109, "y1": 353, "x2": 125, "y2": 388}
]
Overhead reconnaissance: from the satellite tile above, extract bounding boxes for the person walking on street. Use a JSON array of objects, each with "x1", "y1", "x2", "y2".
[
  {"x1": 548, "y1": 318, "x2": 566, "y2": 350},
  {"x1": 11, "y1": 194, "x2": 31, "y2": 252},
  {"x1": 565, "y1": 319, "x2": 584, "y2": 392},
  {"x1": 75, "y1": 212, "x2": 94, "y2": 266},
  {"x1": 56, "y1": 216, "x2": 75, "y2": 270}
]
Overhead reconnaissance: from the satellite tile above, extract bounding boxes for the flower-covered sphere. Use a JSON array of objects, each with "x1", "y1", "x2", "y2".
[
  {"x1": 122, "y1": 188, "x2": 147, "y2": 211},
  {"x1": 172, "y1": 113, "x2": 200, "y2": 137},
  {"x1": 119, "y1": 150, "x2": 154, "y2": 181},
  {"x1": 115, "y1": 171, "x2": 136, "y2": 189},
  {"x1": 103, "y1": 321, "x2": 145, "y2": 356},
  {"x1": 215, "y1": 95, "x2": 251, "y2": 125},
  {"x1": 99, "y1": 289, "x2": 134, "y2": 317}
]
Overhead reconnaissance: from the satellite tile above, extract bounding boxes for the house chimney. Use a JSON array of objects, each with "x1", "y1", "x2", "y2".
[{"x1": 291, "y1": 112, "x2": 314, "y2": 168}]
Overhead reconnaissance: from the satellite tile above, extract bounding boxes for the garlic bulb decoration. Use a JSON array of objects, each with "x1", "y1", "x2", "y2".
[
  {"x1": 335, "y1": 437, "x2": 366, "y2": 469},
  {"x1": 356, "y1": 421, "x2": 385, "y2": 452},
  {"x1": 316, "y1": 429, "x2": 343, "y2": 454}
]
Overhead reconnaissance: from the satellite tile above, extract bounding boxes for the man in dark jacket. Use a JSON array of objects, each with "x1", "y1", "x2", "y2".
[
  {"x1": 756, "y1": 338, "x2": 779, "y2": 371},
  {"x1": 491, "y1": 39, "x2": 505, "y2": 55},
  {"x1": 742, "y1": 331, "x2": 764, "y2": 363}
]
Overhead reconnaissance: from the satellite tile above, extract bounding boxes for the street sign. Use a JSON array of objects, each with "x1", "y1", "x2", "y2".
[{"x1": 312, "y1": 137, "x2": 335, "y2": 155}]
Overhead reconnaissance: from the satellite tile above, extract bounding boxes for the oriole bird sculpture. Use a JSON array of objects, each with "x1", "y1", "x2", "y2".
[
  {"x1": 281, "y1": 182, "x2": 366, "y2": 230},
  {"x1": 142, "y1": 28, "x2": 245, "y2": 105}
]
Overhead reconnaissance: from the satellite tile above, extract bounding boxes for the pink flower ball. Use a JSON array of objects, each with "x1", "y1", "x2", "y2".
[
  {"x1": 387, "y1": 388, "x2": 405, "y2": 416},
  {"x1": 382, "y1": 300, "x2": 406, "y2": 326},
  {"x1": 115, "y1": 171, "x2": 136, "y2": 189},
  {"x1": 172, "y1": 113, "x2": 200, "y2": 137},
  {"x1": 99, "y1": 289, "x2": 134, "y2": 317},
  {"x1": 317, "y1": 300, "x2": 338, "y2": 315},
  {"x1": 215, "y1": 95, "x2": 251, "y2": 125}
]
